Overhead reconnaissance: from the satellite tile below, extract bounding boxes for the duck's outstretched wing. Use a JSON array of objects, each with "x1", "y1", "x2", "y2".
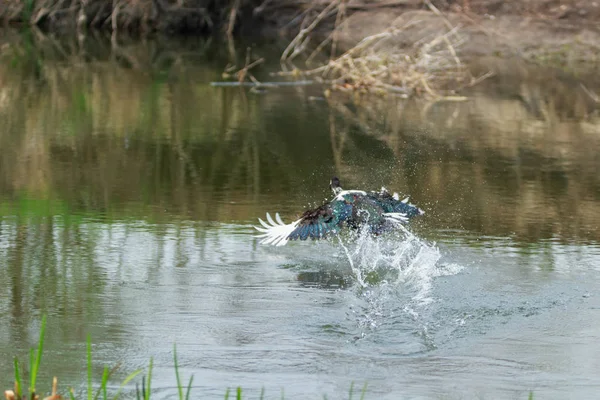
[
  {"x1": 254, "y1": 201, "x2": 352, "y2": 246},
  {"x1": 254, "y1": 212, "x2": 302, "y2": 246},
  {"x1": 288, "y1": 202, "x2": 352, "y2": 241}
]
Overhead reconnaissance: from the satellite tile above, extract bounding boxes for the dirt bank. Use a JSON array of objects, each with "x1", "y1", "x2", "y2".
[
  {"x1": 334, "y1": 0, "x2": 600, "y2": 63},
  {"x1": 3, "y1": 1, "x2": 599, "y2": 38},
  {"x1": 3, "y1": 1, "x2": 598, "y2": 62},
  {"x1": 0, "y1": 0, "x2": 259, "y2": 34},
  {"x1": 2, "y1": 1, "x2": 599, "y2": 96}
]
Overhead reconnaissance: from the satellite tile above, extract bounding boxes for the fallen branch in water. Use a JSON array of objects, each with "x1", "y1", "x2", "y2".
[
  {"x1": 221, "y1": 47, "x2": 265, "y2": 86},
  {"x1": 210, "y1": 80, "x2": 316, "y2": 87}
]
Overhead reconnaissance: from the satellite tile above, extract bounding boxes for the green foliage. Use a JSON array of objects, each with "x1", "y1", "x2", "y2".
[
  {"x1": 111, "y1": 369, "x2": 143, "y2": 400},
  {"x1": 349, "y1": 382, "x2": 368, "y2": 400},
  {"x1": 13, "y1": 358, "x2": 22, "y2": 398},
  {"x1": 360, "y1": 382, "x2": 368, "y2": 400},
  {"x1": 29, "y1": 314, "x2": 47, "y2": 394},
  {"x1": 8, "y1": 317, "x2": 369, "y2": 399},
  {"x1": 174, "y1": 344, "x2": 184, "y2": 400},
  {"x1": 173, "y1": 344, "x2": 195, "y2": 400},
  {"x1": 87, "y1": 334, "x2": 93, "y2": 400},
  {"x1": 185, "y1": 376, "x2": 194, "y2": 400},
  {"x1": 11, "y1": 314, "x2": 46, "y2": 398},
  {"x1": 144, "y1": 357, "x2": 153, "y2": 400},
  {"x1": 100, "y1": 366, "x2": 110, "y2": 400},
  {"x1": 134, "y1": 365, "x2": 154, "y2": 400}
]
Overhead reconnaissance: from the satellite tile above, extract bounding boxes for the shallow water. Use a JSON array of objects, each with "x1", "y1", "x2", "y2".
[{"x1": 0, "y1": 31, "x2": 600, "y2": 399}]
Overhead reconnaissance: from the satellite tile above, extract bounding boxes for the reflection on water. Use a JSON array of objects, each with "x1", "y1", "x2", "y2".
[
  {"x1": 0, "y1": 29, "x2": 600, "y2": 399},
  {"x1": 0, "y1": 30, "x2": 598, "y2": 242}
]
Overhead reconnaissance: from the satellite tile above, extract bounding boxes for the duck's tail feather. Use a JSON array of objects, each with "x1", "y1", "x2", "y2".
[{"x1": 254, "y1": 212, "x2": 300, "y2": 246}]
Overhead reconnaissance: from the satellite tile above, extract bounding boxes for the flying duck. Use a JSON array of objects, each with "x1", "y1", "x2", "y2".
[{"x1": 254, "y1": 177, "x2": 424, "y2": 246}]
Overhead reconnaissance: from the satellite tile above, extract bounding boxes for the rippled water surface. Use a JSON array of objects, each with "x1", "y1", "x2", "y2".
[{"x1": 1, "y1": 31, "x2": 600, "y2": 399}]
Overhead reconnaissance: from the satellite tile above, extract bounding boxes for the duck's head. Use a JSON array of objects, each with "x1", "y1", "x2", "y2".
[{"x1": 330, "y1": 177, "x2": 343, "y2": 195}]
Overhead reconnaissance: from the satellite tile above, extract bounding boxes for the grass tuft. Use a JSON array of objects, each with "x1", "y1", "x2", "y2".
[
  {"x1": 29, "y1": 314, "x2": 47, "y2": 395},
  {"x1": 6, "y1": 316, "x2": 369, "y2": 400},
  {"x1": 112, "y1": 368, "x2": 143, "y2": 400},
  {"x1": 100, "y1": 366, "x2": 110, "y2": 400},
  {"x1": 87, "y1": 334, "x2": 93, "y2": 400},
  {"x1": 174, "y1": 344, "x2": 183, "y2": 400},
  {"x1": 359, "y1": 382, "x2": 368, "y2": 400},
  {"x1": 173, "y1": 344, "x2": 195, "y2": 400},
  {"x1": 145, "y1": 358, "x2": 153, "y2": 400},
  {"x1": 13, "y1": 357, "x2": 22, "y2": 398}
]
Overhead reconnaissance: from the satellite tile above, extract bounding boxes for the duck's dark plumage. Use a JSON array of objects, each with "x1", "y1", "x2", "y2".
[{"x1": 255, "y1": 177, "x2": 424, "y2": 246}]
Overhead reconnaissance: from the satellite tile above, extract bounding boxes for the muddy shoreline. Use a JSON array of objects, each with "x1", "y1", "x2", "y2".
[
  {"x1": 3, "y1": 1, "x2": 599, "y2": 48},
  {"x1": 2, "y1": 1, "x2": 599, "y2": 96}
]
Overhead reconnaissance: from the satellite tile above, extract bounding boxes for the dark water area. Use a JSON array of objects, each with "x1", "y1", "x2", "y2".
[{"x1": 0, "y1": 29, "x2": 600, "y2": 399}]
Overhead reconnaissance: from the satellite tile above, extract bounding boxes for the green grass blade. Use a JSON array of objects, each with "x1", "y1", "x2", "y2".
[
  {"x1": 259, "y1": 387, "x2": 265, "y2": 400},
  {"x1": 29, "y1": 348, "x2": 34, "y2": 393},
  {"x1": 69, "y1": 388, "x2": 76, "y2": 400},
  {"x1": 528, "y1": 392, "x2": 534, "y2": 400},
  {"x1": 145, "y1": 358, "x2": 153, "y2": 400},
  {"x1": 112, "y1": 368, "x2": 143, "y2": 400},
  {"x1": 349, "y1": 382, "x2": 354, "y2": 400},
  {"x1": 101, "y1": 366, "x2": 110, "y2": 400},
  {"x1": 13, "y1": 357, "x2": 22, "y2": 398},
  {"x1": 184, "y1": 375, "x2": 194, "y2": 400},
  {"x1": 95, "y1": 364, "x2": 119, "y2": 400},
  {"x1": 236, "y1": 387, "x2": 242, "y2": 400},
  {"x1": 173, "y1": 344, "x2": 183, "y2": 400},
  {"x1": 87, "y1": 334, "x2": 93, "y2": 400},
  {"x1": 141, "y1": 377, "x2": 146, "y2": 400},
  {"x1": 30, "y1": 314, "x2": 47, "y2": 394},
  {"x1": 359, "y1": 382, "x2": 368, "y2": 400},
  {"x1": 224, "y1": 388, "x2": 230, "y2": 400}
]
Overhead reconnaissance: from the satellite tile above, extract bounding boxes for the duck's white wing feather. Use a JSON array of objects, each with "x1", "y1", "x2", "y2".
[
  {"x1": 383, "y1": 212, "x2": 409, "y2": 224},
  {"x1": 254, "y1": 212, "x2": 301, "y2": 246}
]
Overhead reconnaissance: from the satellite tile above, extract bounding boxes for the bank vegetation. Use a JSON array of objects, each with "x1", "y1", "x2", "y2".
[{"x1": 3, "y1": 1, "x2": 599, "y2": 97}]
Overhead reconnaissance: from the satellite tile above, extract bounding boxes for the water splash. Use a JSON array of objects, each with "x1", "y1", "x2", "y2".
[
  {"x1": 336, "y1": 226, "x2": 463, "y2": 345},
  {"x1": 337, "y1": 225, "x2": 462, "y2": 304}
]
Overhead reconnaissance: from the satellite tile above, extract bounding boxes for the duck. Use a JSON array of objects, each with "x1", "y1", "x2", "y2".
[{"x1": 254, "y1": 177, "x2": 424, "y2": 246}]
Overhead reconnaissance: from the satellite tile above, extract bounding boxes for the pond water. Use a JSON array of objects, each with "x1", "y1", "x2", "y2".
[{"x1": 0, "y1": 30, "x2": 600, "y2": 399}]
